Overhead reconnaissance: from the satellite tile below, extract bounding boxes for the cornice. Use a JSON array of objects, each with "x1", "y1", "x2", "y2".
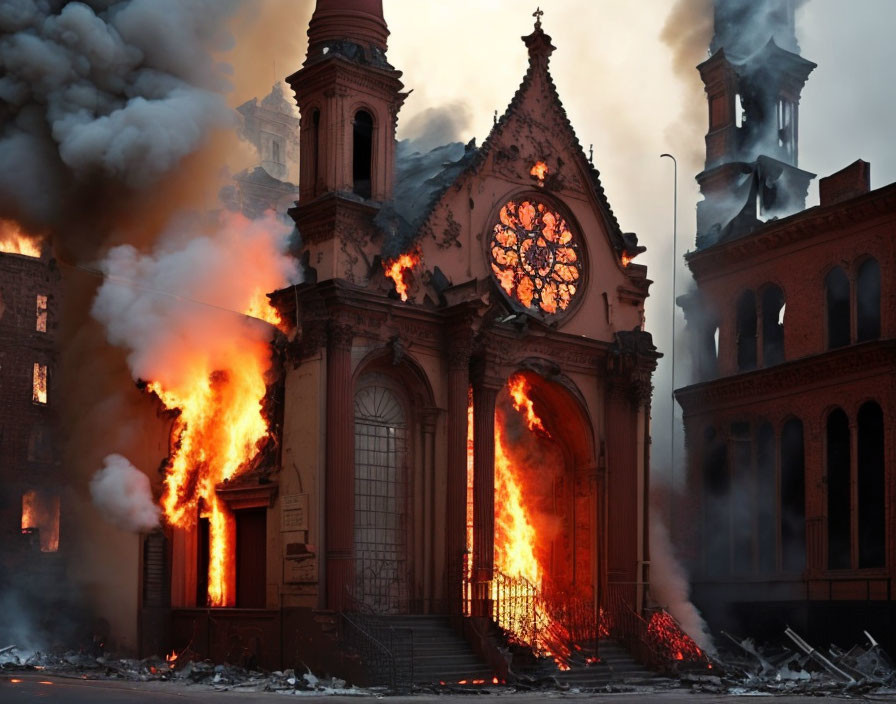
[
  {"x1": 687, "y1": 183, "x2": 896, "y2": 281},
  {"x1": 675, "y1": 340, "x2": 896, "y2": 416}
]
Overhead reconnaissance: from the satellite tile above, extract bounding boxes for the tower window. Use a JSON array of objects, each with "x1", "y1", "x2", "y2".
[
  {"x1": 761, "y1": 285, "x2": 785, "y2": 366},
  {"x1": 856, "y1": 258, "x2": 881, "y2": 342},
  {"x1": 353, "y1": 110, "x2": 374, "y2": 199},
  {"x1": 736, "y1": 290, "x2": 757, "y2": 371},
  {"x1": 312, "y1": 109, "x2": 321, "y2": 195}
]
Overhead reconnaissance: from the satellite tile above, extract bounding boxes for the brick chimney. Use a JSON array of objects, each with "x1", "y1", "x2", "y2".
[{"x1": 819, "y1": 160, "x2": 871, "y2": 207}]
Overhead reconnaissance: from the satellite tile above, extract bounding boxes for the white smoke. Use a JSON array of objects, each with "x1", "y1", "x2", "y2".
[
  {"x1": 90, "y1": 454, "x2": 159, "y2": 532},
  {"x1": 91, "y1": 210, "x2": 298, "y2": 391},
  {"x1": 649, "y1": 515, "x2": 717, "y2": 656}
]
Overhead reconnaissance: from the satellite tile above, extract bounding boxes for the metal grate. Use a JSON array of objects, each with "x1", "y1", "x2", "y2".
[{"x1": 353, "y1": 383, "x2": 409, "y2": 613}]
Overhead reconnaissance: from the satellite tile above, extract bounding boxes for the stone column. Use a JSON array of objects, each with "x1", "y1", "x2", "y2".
[
  {"x1": 445, "y1": 334, "x2": 471, "y2": 614},
  {"x1": 325, "y1": 321, "x2": 354, "y2": 611},
  {"x1": 471, "y1": 364, "x2": 500, "y2": 617}
]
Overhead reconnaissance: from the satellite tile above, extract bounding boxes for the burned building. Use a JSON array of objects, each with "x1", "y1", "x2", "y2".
[
  {"x1": 676, "y1": 0, "x2": 896, "y2": 652},
  {"x1": 0, "y1": 223, "x2": 63, "y2": 618},
  {"x1": 159, "y1": 0, "x2": 669, "y2": 681}
]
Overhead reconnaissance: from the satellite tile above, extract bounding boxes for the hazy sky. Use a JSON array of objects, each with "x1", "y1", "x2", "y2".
[{"x1": 258, "y1": 0, "x2": 896, "y2": 482}]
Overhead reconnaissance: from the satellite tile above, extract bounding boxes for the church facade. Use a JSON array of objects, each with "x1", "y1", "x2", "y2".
[{"x1": 163, "y1": 0, "x2": 659, "y2": 675}]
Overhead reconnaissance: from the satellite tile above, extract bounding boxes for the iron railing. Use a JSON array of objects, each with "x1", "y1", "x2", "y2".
[
  {"x1": 339, "y1": 610, "x2": 414, "y2": 691},
  {"x1": 607, "y1": 585, "x2": 675, "y2": 673}
]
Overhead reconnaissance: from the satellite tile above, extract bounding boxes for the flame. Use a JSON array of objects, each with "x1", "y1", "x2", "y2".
[
  {"x1": 530, "y1": 161, "x2": 549, "y2": 183},
  {"x1": 383, "y1": 251, "x2": 420, "y2": 302},
  {"x1": 153, "y1": 298, "x2": 278, "y2": 607},
  {"x1": 166, "y1": 650, "x2": 178, "y2": 667},
  {"x1": 0, "y1": 219, "x2": 42, "y2": 257},
  {"x1": 621, "y1": 252, "x2": 632, "y2": 267},
  {"x1": 21, "y1": 490, "x2": 59, "y2": 552}
]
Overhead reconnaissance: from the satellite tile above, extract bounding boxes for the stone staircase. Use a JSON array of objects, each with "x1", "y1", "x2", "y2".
[
  {"x1": 362, "y1": 614, "x2": 493, "y2": 685},
  {"x1": 553, "y1": 639, "x2": 657, "y2": 688}
]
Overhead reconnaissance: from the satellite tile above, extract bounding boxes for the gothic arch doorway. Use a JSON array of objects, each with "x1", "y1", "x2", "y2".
[{"x1": 353, "y1": 376, "x2": 410, "y2": 613}]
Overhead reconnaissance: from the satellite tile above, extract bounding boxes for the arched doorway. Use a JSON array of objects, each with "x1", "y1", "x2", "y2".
[{"x1": 353, "y1": 376, "x2": 409, "y2": 613}]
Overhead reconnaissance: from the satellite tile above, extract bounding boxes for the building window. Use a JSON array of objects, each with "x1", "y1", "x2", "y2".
[
  {"x1": 730, "y1": 422, "x2": 753, "y2": 572},
  {"x1": 780, "y1": 418, "x2": 805, "y2": 572},
  {"x1": 27, "y1": 423, "x2": 54, "y2": 463},
  {"x1": 21, "y1": 490, "x2": 60, "y2": 552},
  {"x1": 826, "y1": 408, "x2": 850, "y2": 569},
  {"x1": 272, "y1": 140, "x2": 281, "y2": 165},
  {"x1": 761, "y1": 285, "x2": 785, "y2": 366},
  {"x1": 32, "y1": 363, "x2": 47, "y2": 404},
  {"x1": 857, "y1": 401, "x2": 884, "y2": 568},
  {"x1": 352, "y1": 110, "x2": 374, "y2": 199},
  {"x1": 311, "y1": 108, "x2": 321, "y2": 195},
  {"x1": 235, "y1": 508, "x2": 267, "y2": 608},
  {"x1": 703, "y1": 427, "x2": 730, "y2": 576},
  {"x1": 354, "y1": 380, "x2": 408, "y2": 612},
  {"x1": 736, "y1": 290, "x2": 757, "y2": 371},
  {"x1": 756, "y1": 422, "x2": 776, "y2": 573},
  {"x1": 825, "y1": 267, "x2": 850, "y2": 349},
  {"x1": 856, "y1": 258, "x2": 881, "y2": 342},
  {"x1": 36, "y1": 294, "x2": 47, "y2": 332}
]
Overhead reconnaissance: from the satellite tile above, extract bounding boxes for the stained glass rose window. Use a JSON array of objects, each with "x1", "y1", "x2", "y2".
[{"x1": 489, "y1": 199, "x2": 582, "y2": 315}]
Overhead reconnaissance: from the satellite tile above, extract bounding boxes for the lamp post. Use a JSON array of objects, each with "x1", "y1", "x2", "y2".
[{"x1": 660, "y1": 153, "x2": 678, "y2": 520}]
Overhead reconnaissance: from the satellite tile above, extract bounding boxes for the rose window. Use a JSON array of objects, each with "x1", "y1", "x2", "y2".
[{"x1": 489, "y1": 199, "x2": 582, "y2": 315}]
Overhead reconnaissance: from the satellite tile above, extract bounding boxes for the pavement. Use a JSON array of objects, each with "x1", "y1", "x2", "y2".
[{"x1": 5, "y1": 674, "x2": 896, "y2": 703}]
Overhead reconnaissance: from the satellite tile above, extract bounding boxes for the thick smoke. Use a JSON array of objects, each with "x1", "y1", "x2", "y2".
[
  {"x1": 89, "y1": 454, "x2": 160, "y2": 532},
  {"x1": 91, "y1": 210, "x2": 298, "y2": 392},
  {"x1": 649, "y1": 515, "x2": 716, "y2": 656},
  {"x1": 0, "y1": 0, "x2": 240, "y2": 242},
  {"x1": 400, "y1": 101, "x2": 473, "y2": 154}
]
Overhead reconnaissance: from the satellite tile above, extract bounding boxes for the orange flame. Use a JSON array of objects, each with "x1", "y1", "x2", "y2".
[
  {"x1": 154, "y1": 299, "x2": 278, "y2": 607},
  {"x1": 21, "y1": 490, "x2": 60, "y2": 552},
  {"x1": 0, "y1": 219, "x2": 42, "y2": 257},
  {"x1": 621, "y1": 252, "x2": 632, "y2": 267},
  {"x1": 383, "y1": 251, "x2": 420, "y2": 302},
  {"x1": 530, "y1": 161, "x2": 549, "y2": 183}
]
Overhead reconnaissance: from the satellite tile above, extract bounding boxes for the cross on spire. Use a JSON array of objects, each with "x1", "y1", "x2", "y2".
[{"x1": 533, "y1": 6, "x2": 544, "y2": 29}]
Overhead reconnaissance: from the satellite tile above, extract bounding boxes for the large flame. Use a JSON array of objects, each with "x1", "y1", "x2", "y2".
[
  {"x1": 0, "y1": 219, "x2": 42, "y2": 257},
  {"x1": 383, "y1": 251, "x2": 420, "y2": 302}
]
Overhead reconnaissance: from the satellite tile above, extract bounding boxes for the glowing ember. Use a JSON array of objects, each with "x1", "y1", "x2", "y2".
[
  {"x1": 530, "y1": 161, "x2": 549, "y2": 183},
  {"x1": 646, "y1": 610, "x2": 706, "y2": 663},
  {"x1": 621, "y1": 252, "x2": 633, "y2": 267},
  {"x1": 383, "y1": 251, "x2": 420, "y2": 302},
  {"x1": 0, "y1": 219, "x2": 42, "y2": 257}
]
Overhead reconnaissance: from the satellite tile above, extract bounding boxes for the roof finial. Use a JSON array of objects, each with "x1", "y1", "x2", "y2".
[{"x1": 533, "y1": 6, "x2": 544, "y2": 29}]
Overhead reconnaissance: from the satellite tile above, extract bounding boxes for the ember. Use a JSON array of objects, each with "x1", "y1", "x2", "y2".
[
  {"x1": 646, "y1": 610, "x2": 706, "y2": 663},
  {"x1": 530, "y1": 160, "x2": 549, "y2": 184},
  {"x1": 0, "y1": 218, "x2": 41, "y2": 257},
  {"x1": 621, "y1": 252, "x2": 633, "y2": 267},
  {"x1": 383, "y1": 250, "x2": 420, "y2": 301}
]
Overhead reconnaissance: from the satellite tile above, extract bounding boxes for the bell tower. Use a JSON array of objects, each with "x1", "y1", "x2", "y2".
[
  {"x1": 287, "y1": 0, "x2": 406, "y2": 282},
  {"x1": 695, "y1": 0, "x2": 816, "y2": 248}
]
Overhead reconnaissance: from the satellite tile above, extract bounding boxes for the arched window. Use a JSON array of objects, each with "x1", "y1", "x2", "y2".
[
  {"x1": 780, "y1": 418, "x2": 805, "y2": 572},
  {"x1": 756, "y1": 422, "x2": 776, "y2": 573},
  {"x1": 311, "y1": 108, "x2": 321, "y2": 194},
  {"x1": 354, "y1": 380, "x2": 408, "y2": 612},
  {"x1": 826, "y1": 408, "x2": 850, "y2": 569},
  {"x1": 825, "y1": 267, "x2": 850, "y2": 349},
  {"x1": 736, "y1": 291, "x2": 757, "y2": 371},
  {"x1": 761, "y1": 285, "x2": 785, "y2": 366},
  {"x1": 352, "y1": 110, "x2": 373, "y2": 199},
  {"x1": 703, "y1": 427, "x2": 730, "y2": 576},
  {"x1": 858, "y1": 401, "x2": 884, "y2": 568},
  {"x1": 856, "y1": 258, "x2": 881, "y2": 342}
]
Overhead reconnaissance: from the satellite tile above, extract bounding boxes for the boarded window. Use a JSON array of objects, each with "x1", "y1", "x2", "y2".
[
  {"x1": 857, "y1": 401, "x2": 884, "y2": 568},
  {"x1": 736, "y1": 291, "x2": 757, "y2": 371},
  {"x1": 826, "y1": 409, "x2": 850, "y2": 569},
  {"x1": 825, "y1": 267, "x2": 850, "y2": 349},
  {"x1": 36, "y1": 294, "x2": 47, "y2": 332},
  {"x1": 21, "y1": 490, "x2": 60, "y2": 552},
  {"x1": 32, "y1": 363, "x2": 47, "y2": 404},
  {"x1": 761, "y1": 286, "x2": 785, "y2": 366},
  {"x1": 780, "y1": 419, "x2": 806, "y2": 572},
  {"x1": 143, "y1": 533, "x2": 170, "y2": 608},
  {"x1": 856, "y1": 258, "x2": 881, "y2": 342},
  {"x1": 352, "y1": 110, "x2": 373, "y2": 199}
]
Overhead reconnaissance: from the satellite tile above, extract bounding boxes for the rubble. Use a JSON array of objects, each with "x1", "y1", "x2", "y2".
[{"x1": 0, "y1": 646, "x2": 375, "y2": 696}]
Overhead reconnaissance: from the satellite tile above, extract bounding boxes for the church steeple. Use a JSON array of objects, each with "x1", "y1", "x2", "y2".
[{"x1": 286, "y1": 0, "x2": 406, "y2": 282}]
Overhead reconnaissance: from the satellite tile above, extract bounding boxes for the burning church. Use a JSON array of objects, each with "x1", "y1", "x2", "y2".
[
  {"x1": 676, "y1": 0, "x2": 896, "y2": 654},
  {"x1": 148, "y1": 0, "x2": 670, "y2": 680}
]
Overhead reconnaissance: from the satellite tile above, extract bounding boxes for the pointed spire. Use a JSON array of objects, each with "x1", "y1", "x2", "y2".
[
  {"x1": 523, "y1": 7, "x2": 555, "y2": 64},
  {"x1": 307, "y1": 0, "x2": 389, "y2": 57}
]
